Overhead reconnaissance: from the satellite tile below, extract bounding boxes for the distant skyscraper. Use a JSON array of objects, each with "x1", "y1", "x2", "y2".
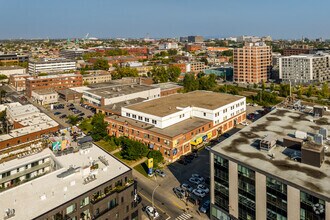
[
  {"x1": 233, "y1": 42, "x2": 271, "y2": 83},
  {"x1": 188, "y1": 36, "x2": 204, "y2": 43}
]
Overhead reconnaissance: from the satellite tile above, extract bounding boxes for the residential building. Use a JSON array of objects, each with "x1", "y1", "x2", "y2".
[
  {"x1": 25, "y1": 73, "x2": 83, "y2": 97},
  {"x1": 283, "y1": 48, "x2": 314, "y2": 56},
  {"x1": 82, "y1": 84, "x2": 160, "y2": 108},
  {"x1": 0, "y1": 143, "x2": 140, "y2": 220},
  {"x1": 0, "y1": 66, "x2": 26, "y2": 78},
  {"x1": 0, "y1": 103, "x2": 59, "y2": 151},
  {"x1": 8, "y1": 74, "x2": 30, "y2": 91},
  {"x1": 170, "y1": 63, "x2": 187, "y2": 73},
  {"x1": 0, "y1": 54, "x2": 29, "y2": 63},
  {"x1": 210, "y1": 108, "x2": 330, "y2": 220},
  {"x1": 106, "y1": 91, "x2": 246, "y2": 161},
  {"x1": 31, "y1": 90, "x2": 59, "y2": 105},
  {"x1": 207, "y1": 47, "x2": 231, "y2": 52},
  {"x1": 28, "y1": 58, "x2": 76, "y2": 75},
  {"x1": 237, "y1": 35, "x2": 261, "y2": 43},
  {"x1": 82, "y1": 70, "x2": 112, "y2": 85},
  {"x1": 188, "y1": 36, "x2": 204, "y2": 43},
  {"x1": 60, "y1": 48, "x2": 88, "y2": 59},
  {"x1": 279, "y1": 53, "x2": 330, "y2": 84},
  {"x1": 187, "y1": 62, "x2": 206, "y2": 73},
  {"x1": 186, "y1": 44, "x2": 202, "y2": 52},
  {"x1": 234, "y1": 42, "x2": 272, "y2": 83},
  {"x1": 158, "y1": 42, "x2": 179, "y2": 50}
]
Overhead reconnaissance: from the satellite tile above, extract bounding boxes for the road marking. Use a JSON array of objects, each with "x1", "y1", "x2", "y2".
[
  {"x1": 171, "y1": 200, "x2": 185, "y2": 210},
  {"x1": 175, "y1": 213, "x2": 192, "y2": 220},
  {"x1": 138, "y1": 192, "x2": 167, "y2": 213}
]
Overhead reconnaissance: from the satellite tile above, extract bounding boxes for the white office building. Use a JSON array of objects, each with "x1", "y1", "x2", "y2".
[{"x1": 28, "y1": 58, "x2": 76, "y2": 75}]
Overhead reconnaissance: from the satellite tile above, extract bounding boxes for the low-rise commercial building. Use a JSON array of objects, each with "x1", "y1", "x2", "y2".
[
  {"x1": 210, "y1": 108, "x2": 330, "y2": 220},
  {"x1": 25, "y1": 73, "x2": 83, "y2": 97},
  {"x1": 158, "y1": 42, "x2": 179, "y2": 50},
  {"x1": 151, "y1": 82, "x2": 183, "y2": 97},
  {"x1": 279, "y1": 53, "x2": 330, "y2": 84},
  {"x1": 187, "y1": 62, "x2": 206, "y2": 73},
  {"x1": 0, "y1": 103, "x2": 59, "y2": 151},
  {"x1": 60, "y1": 48, "x2": 88, "y2": 59},
  {"x1": 106, "y1": 91, "x2": 246, "y2": 161},
  {"x1": 31, "y1": 90, "x2": 59, "y2": 105},
  {"x1": 0, "y1": 143, "x2": 140, "y2": 220},
  {"x1": 82, "y1": 70, "x2": 112, "y2": 85},
  {"x1": 0, "y1": 54, "x2": 29, "y2": 63},
  {"x1": 8, "y1": 74, "x2": 30, "y2": 91},
  {"x1": 28, "y1": 58, "x2": 76, "y2": 75},
  {"x1": 0, "y1": 66, "x2": 26, "y2": 78}
]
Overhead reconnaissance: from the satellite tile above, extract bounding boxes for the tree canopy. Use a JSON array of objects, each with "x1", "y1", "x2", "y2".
[
  {"x1": 183, "y1": 73, "x2": 217, "y2": 92},
  {"x1": 93, "y1": 59, "x2": 109, "y2": 70},
  {"x1": 90, "y1": 113, "x2": 109, "y2": 141}
]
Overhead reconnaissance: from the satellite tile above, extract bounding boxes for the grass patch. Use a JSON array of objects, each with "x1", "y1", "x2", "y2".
[
  {"x1": 96, "y1": 140, "x2": 119, "y2": 153},
  {"x1": 113, "y1": 151, "x2": 139, "y2": 166},
  {"x1": 134, "y1": 162, "x2": 149, "y2": 177}
]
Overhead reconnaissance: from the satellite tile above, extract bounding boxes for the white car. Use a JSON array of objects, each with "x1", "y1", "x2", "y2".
[
  {"x1": 181, "y1": 183, "x2": 193, "y2": 192},
  {"x1": 193, "y1": 189, "x2": 206, "y2": 198},
  {"x1": 189, "y1": 177, "x2": 201, "y2": 185},
  {"x1": 146, "y1": 206, "x2": 159, "y2": 218},
  {"x1": 197, "y1": 184, "x2": 209, "y2": 193},
  {"x1": 240, "y1": 121, "x2": 249, "y2": 126},
  {"x1": 191, "y1": 174, "x2": 205, "y2": 182}
]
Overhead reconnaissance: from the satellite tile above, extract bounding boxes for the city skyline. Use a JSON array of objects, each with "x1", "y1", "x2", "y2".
[{"x1": 0, "y1": 0, "x2": 330, "y2": 40}]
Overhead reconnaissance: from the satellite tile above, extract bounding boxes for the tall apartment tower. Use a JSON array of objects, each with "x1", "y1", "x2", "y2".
[{"x1": 234, "y1": 42, "x2": 272, "y2": 83}]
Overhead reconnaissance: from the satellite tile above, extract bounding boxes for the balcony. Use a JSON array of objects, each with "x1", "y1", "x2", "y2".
[{"x1": 90, "y1": 179, "x2": 135, "y2": 204}]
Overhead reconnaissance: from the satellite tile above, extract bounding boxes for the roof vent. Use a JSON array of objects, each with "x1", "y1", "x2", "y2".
[
  {"x1": 319, "y1": 128, "x2": 328, "y2": 140},
  {"x1": 314, "y1": 134, "x2": 324, "y2": 145}
]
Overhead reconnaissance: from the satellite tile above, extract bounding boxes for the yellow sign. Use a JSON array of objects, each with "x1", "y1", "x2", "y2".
[{"x1": 147, "y1": 158, "x2": 153, "y2": 168}]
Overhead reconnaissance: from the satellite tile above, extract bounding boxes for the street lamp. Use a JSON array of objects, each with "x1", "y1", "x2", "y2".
[{"x1": 152, "y1": 184, "x2": 160, "y2": 215}]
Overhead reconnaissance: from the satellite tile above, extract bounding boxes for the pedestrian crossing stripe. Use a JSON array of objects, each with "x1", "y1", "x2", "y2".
[{"x1": 175, "y1": 213, "x2": 192, "y2": 220}]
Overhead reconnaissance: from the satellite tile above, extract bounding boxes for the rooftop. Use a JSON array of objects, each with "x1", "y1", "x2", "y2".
[
  {"x1": 211, "y1": 108, "x2": 330, "y2": 200},
  {"x1": 0, "y1": 66, "x2": 25, "y2": 71},
  {"x1": 84, "y1": 84, "x2": 158, "y2": 99},
  {"x1": 26, "y1": 73, "x2": 81, "y2": 81},
  {"x1": 32, "y1": 89, "x2": 57, "y2": 95},
  {"x1": 102, "y1": 98, "x2": 146, "y2": 115},
  {"x1": 0, "y1": 144, "x2": 130, "y2": 219},
  {"x1": 151, "y1": 82, "x2": 183, "y2": 91},
  {"x1": 29, "y1": 58, "x2": 75, "y2": 64},
  {"x1": 126, "y1": 91, "x2": 244, "y2": 117}
]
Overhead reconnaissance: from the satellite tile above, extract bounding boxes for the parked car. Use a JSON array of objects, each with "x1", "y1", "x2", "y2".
[
  {"x1": 181, "y1": 183, "x2": 193, "y2": 192},
  {"x1": 60, "y1": 114, "x2": 67, "y2": 119},
  {"x1": 223, "y1": 133, "x2": 230, "y2": 138},
  {"x1": 240, "y1": 121, "x2": 249, "y2": 126},
  {"x1": 247, "y1": 113, "x2": 255, "y2": 120},
  {"x1": 189, "y1": 177, "x2": 202, "y2": 185},
  {"x1": 178, "y1": 159, "x2": 187, "y2": 165},
  {"x1": 155, "y1": 169, "x2": 166, "y2": 177},
  {"x1": 145, "y1": 206, "x2": 159, "y2": 219},
  {"x1": 192, "y1": 189, "x2": 206, "y2": 198},
  {"x1": 173, "y1": 187, "x2": 185, "y2": 199},
  {"x1": 191, "y1": 174, "x2": 205, "y2": 183},
  {"x1": 197, "y1": 184, "x2": 209, "y2": 193},
  {"x1": 54, "y1": 112, "x2": 61, "y2": 115},
  {"x1": 78, "y1": 112, "x2": 85, "y2": 117},
  {"x1": 199, "y1": 200, "x2": 210, "y2": 213}
]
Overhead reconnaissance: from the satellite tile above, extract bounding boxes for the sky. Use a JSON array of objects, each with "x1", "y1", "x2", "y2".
[{"x1": 0, "y1": 0, "x2": 329, "y2": 40}]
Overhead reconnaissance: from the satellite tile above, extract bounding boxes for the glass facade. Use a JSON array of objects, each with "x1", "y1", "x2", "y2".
[
  {"x1": 238, "y1": 164, "x2": 256, "y2": 220},
  {"x1": 300, "y1": 191, "x2": 325, "y2": 220},
  {"x1": 214, "y1": 155, "x2": 229, "y2": 213},
  {"x1": 211, "y1": 206, "x2": 231, "y2": 220},
  {"x1": 266, "y1": 177, "x2": 287, "y2": 220}
]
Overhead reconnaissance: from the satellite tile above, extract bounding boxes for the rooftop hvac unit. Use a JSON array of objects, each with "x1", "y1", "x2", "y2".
[
  {"x1": 295, "y1": 130, "x2": 307, "y2": 140},
  {"x1": 319, "y1": 128, "x2": 328, "y2": 140},
  {"x1": 314, "y1": 134, "x2": 324, "y2": 145}
]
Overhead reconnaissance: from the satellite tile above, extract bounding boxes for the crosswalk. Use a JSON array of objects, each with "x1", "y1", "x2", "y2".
[{"x1": 175, "y1": 213, "x2": 192, "y2": 220}]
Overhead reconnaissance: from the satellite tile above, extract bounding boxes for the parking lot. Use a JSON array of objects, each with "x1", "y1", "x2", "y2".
[{"x1": 50, "y1": 101, "x2": 95, "y2": 126}]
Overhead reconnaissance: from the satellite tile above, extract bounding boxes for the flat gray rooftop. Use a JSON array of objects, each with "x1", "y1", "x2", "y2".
[
  {"x1": 0, "y1": 144, "x2": 130, "y2": 219},
  {"x1": 211, "y1": 108, "x2": 330, "y2": 200},
  {"x1": 126, "y1": 91, "x2": 244, "y2": 117},
  {"x1": 102, "y1": 97, "x2": 146, "y2": 115},
  {"x1": 151, "y1": 82, "x2": 183, "y2": 91},
  {"x1": 85, "y1": 84, "x2": 157, "y2": 99}
]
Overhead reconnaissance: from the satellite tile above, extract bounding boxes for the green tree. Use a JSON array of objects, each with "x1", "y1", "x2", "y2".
[
  {"x1": 221, "y1": 50, "x2": 233, "y2": 57},
  {"x1": 168, "y1": 49, "x2": 178, "y2": 56},
  {"x1": 147, "y1": 150, "x2": 164, "y2": 168},
  {"x1": 113, "y1": 66, "x2": 139, "y2": 79},
  {"x1": 200, "y1": 57, "x2": 208, "y2": 66},
  {"x1": 306, "y1": 85, "x2": 313, "y2": 98},
  {"x1": 105, "y1": 49, "x2": 128, "y2": 56},
  {"x1": 270, "y1": 83, "x2": 275, "y2": 92},
  {"x1": 68, "y1": 115, "x2": 79, "y2": 125},
  {"x1": 0, "y1": 90, "x2": 7, "y2": 104},
  {"x1": 167, "y1": 66, "x2": 181, "y2": 82},
  {"x1": 91, "y1": 113, "x2": 109, "y2": 141},
  {"x1": 183, "y1": 73, "x2": 199, "y2": 92},
  {"x1": 297, "y1": 86, "x2": 303, "y2": 99},
  {"x1": 321, "y1": 82, "x2": 329, "y2": 98},
  {"x1": 151, "y1": 66, "x2": 168, "y2": 83},
  {"x1": 0, "y1": 74, "x2": 8, "y2": 80},
  {"x1": 93, "y1": 59, "x2": 109, "y2": 70},
  {"x1": 261, "y1": 80, "x2": 266, "y2": 92},
  {"x1": 279, "y1": 84, "x2": 290, "y2": 97},
  {"x1": 121, "y1": 139, "x2": 148, "y2": 160},
  {"x1": 253, "y1": 83, "x2": 258, "y2": 89}
]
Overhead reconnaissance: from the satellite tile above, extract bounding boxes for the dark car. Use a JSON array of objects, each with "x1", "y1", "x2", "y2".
[
  {"x1": 247, "y1": 113, "x2": 255, "y2": 120},
  {"x1": 79, "y1": 113, "x2": 85, "y2": 116},
  {"x1": 69, "y1": 107, "x2": 75, "y2": 111},
  {"x1": 178, "y1": 159, "x2": 187, "y2": 165},
  {"x1": 199, "y1": 200, "x2": 210, "y2": 213},
  {"x1": 54, "y1": 112, "x2": 61, "y2": 115},
  {"x1": 60, "y1": 114, "x2": 67, "y2": 119},
  {"x1": 223, "y1": 133, "x2": 230, "y2": 138}
]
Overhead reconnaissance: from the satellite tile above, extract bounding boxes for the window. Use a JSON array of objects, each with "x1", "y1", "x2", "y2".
[
  {"x1": 145, "y1": 118, "x2": 149, "y2": 122},
  {"x1": 138, "y1": 116, "x2": 143, "y2": 120},
  {"x1": 80, "y1": 196, "x2": 89, "y2": 208},
  {"x1": 132, "y1": 114, "x2": 136, "y2": 119},
  {"x1": 66, "y1": 203, "x2": 76, "y2": 214},
  {"x1": 126, "y1": 113, "x2": 131, "y2": 117},
  {"x1": 203, "y1": 112, "x2": 206, "y2": 116},
  {"x1": 152, "y1": 120, "x2": 157, "y2": 124}
]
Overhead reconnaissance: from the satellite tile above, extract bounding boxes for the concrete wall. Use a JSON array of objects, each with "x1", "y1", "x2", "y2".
[
  {"x1": 228, "y1": 160, "x2": 238, "y2": 218},
  {"x1": 255, "y1": 172, "x2": 267, "y2": 220},
  {"x1": 287, "y1": 185, "x2": 300, "y2": 220}
]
